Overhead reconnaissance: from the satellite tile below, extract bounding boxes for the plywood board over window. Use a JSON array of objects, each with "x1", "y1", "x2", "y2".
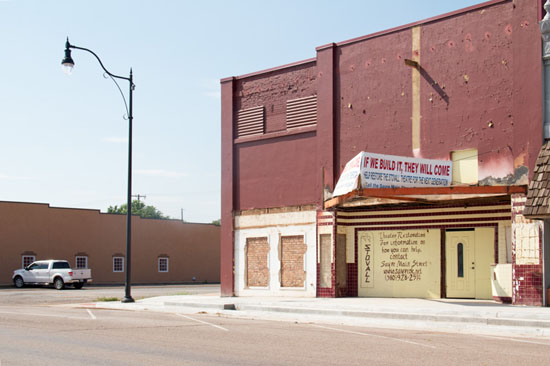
[
  {"x1": 319, "y1": 234, "x2": 332, "y2": 288},
  {"x1": 246, "y1": 237, "x2": 270, "y2": 287},
  {"x1": 451, "y1": 149, "x2": 478, "y2": 185},
  {"x1": 280, "y1": 235, "x2": 307, "y2": 287}
]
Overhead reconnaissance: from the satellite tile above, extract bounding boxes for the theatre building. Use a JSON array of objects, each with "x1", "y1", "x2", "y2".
[{"x1": 221, "y1": 0, "x2": 550, "y2": 305}]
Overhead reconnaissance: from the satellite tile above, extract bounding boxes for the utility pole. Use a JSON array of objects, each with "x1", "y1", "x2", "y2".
[
  {"x1": 132, "y1": 194, "x2": 146, "y2": 202},
  {"x1": 181, "y1": 208, "x2": 184, "y2": 222}
]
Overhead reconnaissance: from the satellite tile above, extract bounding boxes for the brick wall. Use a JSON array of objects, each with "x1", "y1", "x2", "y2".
[
  {"x1": 235, "y1": 63, "x2": 317, "y2": 134},
  {"x1": 246, "y1": 237, "x2": 270, "y2": 287},
  {"x1": 280, "y1": 235, "x2": 307, "y2": 287}
]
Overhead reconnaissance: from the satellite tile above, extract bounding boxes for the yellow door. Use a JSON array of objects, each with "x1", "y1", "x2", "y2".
[{"x1": 446, "y1": 230, "x2": 475, "y2": 298}]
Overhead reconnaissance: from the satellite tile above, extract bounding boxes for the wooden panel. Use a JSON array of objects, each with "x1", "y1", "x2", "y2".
[
  {"x1": 336, "y1": 234, "x2": 347, "y2": 294},
  {"x1": 319, "y1": 234, "x2": 332, "y2": 288}
]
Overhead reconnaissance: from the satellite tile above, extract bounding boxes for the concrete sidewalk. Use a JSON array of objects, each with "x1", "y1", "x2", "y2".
[{"x1": 85, "y1": 294, "x2": 550, "y2": 338}]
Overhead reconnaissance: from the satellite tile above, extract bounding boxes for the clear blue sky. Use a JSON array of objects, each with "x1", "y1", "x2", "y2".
[{"x1": 0, "y1": 0, "x2": 483, "y2": 223}]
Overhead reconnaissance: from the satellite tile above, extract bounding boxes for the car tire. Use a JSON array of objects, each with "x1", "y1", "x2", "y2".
[
  {"x1": 54, "y1": 277, "x2": 64, "y2": 290},
  {"x1": 13, "y1": 276, "x2": 24, "y2": 288},
  {"x1": 74, "y1": 282, "x2": 84, "y2": 289}
]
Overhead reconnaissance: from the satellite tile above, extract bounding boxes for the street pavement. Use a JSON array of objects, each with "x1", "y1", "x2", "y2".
[
  {"x1": 4, "y1": 305, "x2": 550, "y2": 365},
  {"x1": 71, "y1": 290, "x2": 550, "y2": 338},
  {"x1": 0, "y1": 284, "x2": 219, "y2": 305}
]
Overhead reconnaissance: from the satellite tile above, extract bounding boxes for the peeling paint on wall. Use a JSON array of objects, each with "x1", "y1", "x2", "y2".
[{"x1": 479, "y1": 165, "x2": 528, "y2": 185}]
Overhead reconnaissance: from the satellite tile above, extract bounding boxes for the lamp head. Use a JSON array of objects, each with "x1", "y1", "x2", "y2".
[{"x1": 61, "y1": 38, "x2": 74, "y2": 75}]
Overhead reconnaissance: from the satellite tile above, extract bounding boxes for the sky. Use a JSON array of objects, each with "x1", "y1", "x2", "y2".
[{"x1": 0, "y1": 0, "x2": 484, "y2": 223}]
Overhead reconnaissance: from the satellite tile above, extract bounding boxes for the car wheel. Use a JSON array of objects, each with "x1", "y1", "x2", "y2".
[
  {"x1": 13, "y1": 276, "x2": 24, "y2": 288},
  {"x1": 74, "y1": 282, "x2": 84, "y2": 289},
  {"x1": 54, "y1": 277, "x2": 64, "y2": 290}
]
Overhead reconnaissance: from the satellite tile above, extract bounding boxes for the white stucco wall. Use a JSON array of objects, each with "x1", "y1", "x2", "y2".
[{"x1": 234, "y1": 210, "x2": 317, "y2": 297}]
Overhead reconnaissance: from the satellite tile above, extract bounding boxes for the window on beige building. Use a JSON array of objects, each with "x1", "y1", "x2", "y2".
[
  {"x1": 75, "y1": 256, "x2": 88, "y2": 269},
  {"x1": 22, "y1": 255, "x2": 35, "y2": 268},
  {"x1": 158, "y1": 257, "x2": 169, "y2": 273},
  {"x1": 113, "y1": 257, "x2": 124, "y2": 272}
]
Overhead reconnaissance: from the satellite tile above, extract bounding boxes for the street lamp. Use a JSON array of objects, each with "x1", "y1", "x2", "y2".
[{"x1": 62, "y1": 38, "x2": 135, "y2": 303}]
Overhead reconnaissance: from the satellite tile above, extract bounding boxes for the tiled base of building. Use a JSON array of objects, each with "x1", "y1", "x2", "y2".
[
  {"x1": 493, "y1": 296, "x2": 512, "y2": 304},
  {"x1": 513, "y1": 264, "x2": 544, "y2": 306}
]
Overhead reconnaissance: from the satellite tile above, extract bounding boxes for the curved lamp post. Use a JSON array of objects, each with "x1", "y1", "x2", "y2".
[{"x1": 62, "y1": 38, "x2": 135, "y2": 303}]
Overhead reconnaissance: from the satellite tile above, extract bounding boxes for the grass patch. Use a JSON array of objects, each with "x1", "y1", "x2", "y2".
[{"x1": 95, "y1": 296, "x2": 120, "y2": 302}]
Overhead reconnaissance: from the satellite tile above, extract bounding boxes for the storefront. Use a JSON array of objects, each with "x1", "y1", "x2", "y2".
[{"x1": 318, "y1": 151, "x2": 526, "y2": 301}]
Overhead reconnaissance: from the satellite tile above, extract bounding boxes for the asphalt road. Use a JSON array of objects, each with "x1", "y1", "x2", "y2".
[
  {"x1": 1, "y1": 285, "x2": 550, "y2": 365},
  {"x1": 0, "y1": 284, "x2": 219, "y2": 305},
  {"x1": 1, "y1": 302, "x2": 550, "y2": 365}
]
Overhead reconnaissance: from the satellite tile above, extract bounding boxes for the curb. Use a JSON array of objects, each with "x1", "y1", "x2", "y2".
[{"x1": 163, "y1": 301, "x2": 550, "y2": 330}]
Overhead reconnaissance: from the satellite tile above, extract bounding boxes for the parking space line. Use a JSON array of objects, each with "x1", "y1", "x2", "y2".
[
  {"x1": 0, "y1": 310, "x2": 88, "y2": 320},
  {"x1": 476, "y1": 334, "x2": 550, "y2": 346},
  {"x1": 86, "y1": 309, "x2": 96, "y2": 320},
  {"x1": 176, "y1": 313, "x2": 228, "y2": 331},
  {"x1": 311, "y1": 324, "x2": 436, "y2": 349}
]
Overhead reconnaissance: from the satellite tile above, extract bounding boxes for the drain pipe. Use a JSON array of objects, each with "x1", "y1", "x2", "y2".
[
  {"x1": 542, "y1": 1, "x2": 550, "y2": 139},
  {"x1": 541, "y1": 0, "x2": 550, "y2": 307}
]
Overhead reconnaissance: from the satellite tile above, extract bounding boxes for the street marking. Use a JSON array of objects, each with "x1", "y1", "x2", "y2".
[
  {"x1": 477, "y1": 334, "x2": 550, "y2": 346},
  {"x1": 176, "y1": 313, "x2": 228, "y2": 331},
  {"x1": 312, "y1": 324, "x2": 436, "y2": 349},
  {"x1": 87, "y1": 309, "x2": 96, "y2": 320},
  {"x1": 0, "y1": 310, "x2": 88, "y2": 320}
]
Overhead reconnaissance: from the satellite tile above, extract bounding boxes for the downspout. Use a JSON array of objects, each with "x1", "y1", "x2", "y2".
[
  {"x1": 540, "y1": 0, "x2": 550, "y2": 306},
  {"x1": 541, "y1": 1, "x2": 550, "y2": 139}
]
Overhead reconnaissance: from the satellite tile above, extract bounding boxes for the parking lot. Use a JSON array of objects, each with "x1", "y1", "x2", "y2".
[{"x1": 0, "y1": 283, "x2": 219, "y2": 305}]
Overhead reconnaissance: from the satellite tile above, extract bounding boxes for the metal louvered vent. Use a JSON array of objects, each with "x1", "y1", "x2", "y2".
[
  {"x1": 286, "y1": 95, "x2": 317, "y2": 129},
  {"x1": 237, "y1": 106, "x2": 264, "y2": 138}
]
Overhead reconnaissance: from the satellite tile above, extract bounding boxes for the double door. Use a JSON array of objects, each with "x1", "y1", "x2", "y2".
[{"x1": 445, "y1": 228, "x2": 493, "y2": 299}]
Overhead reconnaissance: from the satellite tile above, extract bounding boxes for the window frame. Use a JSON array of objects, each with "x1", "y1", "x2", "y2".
[
  {"x1": 158, "y1": 257, "x2": 169, "y2": 273},
  {"x1": 22, "y1": 255, "x2": 36, "y2": 269},
  {"x1": 75, "y1": 256, "x2": 88, "y2": 269},
  {"x1": 113, "y1": 257, "x2": 124, "y2": 273}
]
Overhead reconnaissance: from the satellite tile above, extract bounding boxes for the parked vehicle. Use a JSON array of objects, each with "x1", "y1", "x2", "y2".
[{"x1": 12, "y1": 260, "x2": 92, "y2": 290}]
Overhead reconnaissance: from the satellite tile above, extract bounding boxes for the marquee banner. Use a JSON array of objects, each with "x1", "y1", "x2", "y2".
[{"x1": 333, "y1": 151, "x2": 452, "y2": 197}]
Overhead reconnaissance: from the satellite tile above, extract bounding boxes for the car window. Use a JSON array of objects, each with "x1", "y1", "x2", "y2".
[
  {"x1": 37, "y1": 263, "x2": 50, "y2": 269},
  {"x1": 28, "y1": 263, "x2": 39, "y2": 270},
  {"x1": 52, "y1": 262, "x2": 70, "y2": 269}
]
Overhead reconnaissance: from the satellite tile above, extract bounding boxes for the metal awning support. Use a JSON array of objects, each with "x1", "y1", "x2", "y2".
[{"x1": 324, "y1": 185, "x2": 527, "y2": 209}]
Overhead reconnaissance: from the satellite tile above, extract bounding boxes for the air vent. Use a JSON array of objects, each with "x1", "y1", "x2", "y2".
[
  {"x1": 286, "y1": 95, "x2": 317, "y2": 129},
  {"x1": 237, "y1": 106, "x2": 264, "y2": 138}
]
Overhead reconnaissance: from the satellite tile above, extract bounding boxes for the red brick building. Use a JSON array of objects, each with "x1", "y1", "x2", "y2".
[
  {"x1": 1, "y1": 201, "x2": 220, "y2": 286},
  {"x1": 221, "y1": 0, "x2": 549, "y2": 305}
]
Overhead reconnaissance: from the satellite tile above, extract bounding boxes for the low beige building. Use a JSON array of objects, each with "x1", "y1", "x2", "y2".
[{"x1": 0, "y1": 201, "x2": 220, "y2": 286}]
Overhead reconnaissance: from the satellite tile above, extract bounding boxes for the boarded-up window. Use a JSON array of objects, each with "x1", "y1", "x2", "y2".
[
  {"x1": 280, "y1": 235, "x2": 307, "y2": 287},
  {"x1": 516, "y1": 224, "x2": 540, "y2": 265},
  {"x1": 336, "y1": 234, "x2": 347, "y2": 289},
  {"x1": 451, "y1": 149, "x2": 478, "y2": 185},
  {"x1": 246, "y1": 237, "x2": 270, "y2": 287},
  {"x1": 319, "y1": 234, "x2": 332, "y2": 288}
]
